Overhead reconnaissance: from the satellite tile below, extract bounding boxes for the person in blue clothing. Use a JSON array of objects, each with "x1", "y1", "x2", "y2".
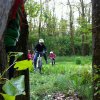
[{"x1": 33, "y1": 39, "x2": 47, "y2": 71}]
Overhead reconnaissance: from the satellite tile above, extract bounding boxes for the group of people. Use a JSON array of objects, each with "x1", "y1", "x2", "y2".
[{"x1": 27, "y1": 39, "x2": 56, "y2": 73}]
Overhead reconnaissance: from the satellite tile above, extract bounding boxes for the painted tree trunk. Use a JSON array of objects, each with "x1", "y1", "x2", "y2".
[
  {"x1": 92, "y1": 0, "x2": 100, "y2": 99},
  {"x1": 0, "y1": 1, "x2": 14, "y2": 100},
  {"x1": 0, "y1": 0, "x2": 30, "y2": 100},
  {"x1": 0, "y1": 0, "x2": 14, "y2": 39},
  {"x1": 16, "y1": 12, "x2": 30, "y2": 100}
]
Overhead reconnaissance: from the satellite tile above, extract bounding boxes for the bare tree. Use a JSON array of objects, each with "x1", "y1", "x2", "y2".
[
  {"x1": 38, "y1": 0, "x2": 43, "y2": 38},
  {"x1": 52, "y1": 0, "x2": 56, "y2": 35},
  {"x1": 67, "y1": 0, "x2": 75, "y2": 55},
  {"x1": 79, "y1": 0, "x2": 86, "y2": 56}
]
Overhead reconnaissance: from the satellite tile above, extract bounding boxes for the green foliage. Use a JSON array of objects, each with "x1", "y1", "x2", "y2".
[
  {"x1": 75, "y1": 57, "x2": 81, "y2": 65},
  {"x1": 25, "y1": 0, "x2": 92, "y2": 56},
  {"x1": 29, "y1": 34, "x2": 92, "y2": 56},
  {"x1": 0, "y1": 93, "x2": 15, "y2": 100},
  {"x1": 25, "y1": 1, "x2": 41, "y2": 18},
  {"x1": 59, "y1": 19, "x2": 67, "y2": 35},
  {"x1": 0, "y1": 52, "x2": 27, "y2": 100},
  {"x1": 0, "y1": 75, "x2": 25, "y2": 100},
  {"x1": 0, "y1": 52, "x2": 23, "y2": 79},
  {"x1": 54, "y1": 75, "x2": 68, "y2": 91},
  {"x1": 14, "y1": 60, "x2": 33, "y2": 71},
  {"x1": 8, "y1": 52, "x2": 23, "y2": 61},
  {"x1": 77, "y1": 17, "x2": 92, "y2": 34},
  {"x1": 2, "y1": 75, "x2": 25, "y2": 96},
  {"x1": 30, "y1": 56, "x2": 92, "y2": 100}
]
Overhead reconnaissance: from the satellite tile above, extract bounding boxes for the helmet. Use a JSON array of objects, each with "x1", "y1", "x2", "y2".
[
  {"x1": 50, "y1": 51, "x2": 53, "y2": 54},
  {"x1": 39, "y1": 39, "x2": 44, "y2": 43}
]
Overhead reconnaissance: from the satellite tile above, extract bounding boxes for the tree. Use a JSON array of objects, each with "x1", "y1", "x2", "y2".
[
  {"x1": 59, "y1": 18, "x2": 67, "y2": 37},
  {"x1": 68, "y1": 0, "x2": 75, "y2": 55},
  {"x1": 76, "y1": 0, "x2": 92, "y2": 56},
  {"x1": 25, "y1": 0, "x2": 40, "y2": 34},
  {"x1": 92, "y1": 0, "x2": 100, "y2": 100},
  {"x1": 0, "y1": 1, "x2": 14, "y2": 99},
  {"x1": 0, "y1": 0, "x2": 14, "y2": 39},
  {"x1": 0, "y1": 1, "x2": 30, "y2": 100},
  {"x1": 79, "y1": 0, "x2": 86, "y2": 56},
  {"x1": 16, "y1": 12, "x2": 29, "y2": 100}
]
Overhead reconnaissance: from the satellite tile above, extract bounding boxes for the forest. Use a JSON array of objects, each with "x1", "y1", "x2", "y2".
[
  {"x1": 25, "y1": 0, "x2": 93, "y2": 99},
  {"x1": 25, "y1": 0, "x2": 92, "y2": 56}
]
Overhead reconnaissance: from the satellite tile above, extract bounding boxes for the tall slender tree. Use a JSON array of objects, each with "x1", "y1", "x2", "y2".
[
  {"x1": 79, "y1": 0, "x2": 86, "y2": 56},
  {"x1": 68, "y1": 0, "x2": 75, "y2": 55},
  {"x1": 38, "y1": 0, "x2": 43, "y2": 38}
]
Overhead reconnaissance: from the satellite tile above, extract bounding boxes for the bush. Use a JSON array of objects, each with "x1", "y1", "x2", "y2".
[
  {"x1": 76, "y1": 57, "x2": 81, "y2": 65},
  {"x1": 29, "y1": 34, "x2": 92, "y2": 56}
]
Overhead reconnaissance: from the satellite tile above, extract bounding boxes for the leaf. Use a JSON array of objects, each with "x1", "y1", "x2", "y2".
[
  {"x1": 14, "y1": 60, "x2": 33, "y2": 71},
  {"x1": 0, "y1": 93, "x2": 15, "y2": 100},
  {"x1": 15, "y1": 52, "x2": 23, "y2": 59},
  {"x1": 2, "y1": 75, "x2": 25, "y2": 96},
  {"x1": 8, "y1": 52, "x2": 23, "y2": 60}
]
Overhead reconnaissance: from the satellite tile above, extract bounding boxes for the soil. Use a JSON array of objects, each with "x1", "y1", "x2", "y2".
[{"x1": 44, "y1": 91, "x2": 81, "y2": 100}]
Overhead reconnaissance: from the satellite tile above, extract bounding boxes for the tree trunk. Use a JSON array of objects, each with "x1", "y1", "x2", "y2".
[
  {"x1": 0, "y1": 1, "x2": 29, "y2": 100},
  {"x1": 80, "y1": 0, "x2": 86, "y2": 56},
  {"x1": 92, "y1": 0, "x2": 100, "y2": 100},
  {"x1": 38, "y1": 0, "x2": 42, "y2": 38},
  {"x1": 16, "y1": 12, "x2": 30, "y2": 100},
  {"x1": 0, "y1": 0, "x2": 14, "y2": 39},
  {"x1": 52, "y1": 0, "x2": 56, "y2": 35},
  {"x1": 68, "y1": 0, "x2": 75, "y2": 55},
  {"x1": 0, "y1": 1, "x2": 14, "y2": 100},
  {"x1": 0, "y1": 40, "x2": 7, "y2": 100}
]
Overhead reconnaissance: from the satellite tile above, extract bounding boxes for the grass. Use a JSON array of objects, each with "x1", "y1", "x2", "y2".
[{"x1": 30, "y1": 56, "x2": 92, "y2": 100}]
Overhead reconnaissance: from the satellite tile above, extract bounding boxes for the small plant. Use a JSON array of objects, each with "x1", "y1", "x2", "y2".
[
  {"x1": 0, "y1": 52, "x2": 32, "y2": 100},
  {"x1": 75, "y1": 57, "x2": 81, "y2": 65}
]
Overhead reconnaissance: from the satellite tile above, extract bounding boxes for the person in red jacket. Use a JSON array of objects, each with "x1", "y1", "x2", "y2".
[
  {"x1": 27, "y1": 50, "x2": 32, "y2": 60},
  {"x1": 49, "y1": 51, "x2": 56, "y2": 66}
]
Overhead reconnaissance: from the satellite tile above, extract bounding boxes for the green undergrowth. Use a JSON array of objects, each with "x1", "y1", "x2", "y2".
[{"x1": 30, "y1": 56, "x2": 92, "y2": 100}]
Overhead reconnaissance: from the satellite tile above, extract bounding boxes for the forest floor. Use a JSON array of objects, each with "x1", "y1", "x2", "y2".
[
  {"x1": 30, "y1": 56, "x2": 92, "y2": 100},
  {"x1": 44, "y1": 91, "x2": 80, "y2": 100}
]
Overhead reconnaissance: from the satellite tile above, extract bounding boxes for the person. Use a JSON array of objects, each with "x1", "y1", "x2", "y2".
[
  {"x1": 33, "y1": 39, "x2": 48, "y2": 72},
  {"x1": 27, "y1": 50, "x2": 32, "y2": 60},
  {"x1": 49, "y1": 51, "x2": 56, "y2": 66}
]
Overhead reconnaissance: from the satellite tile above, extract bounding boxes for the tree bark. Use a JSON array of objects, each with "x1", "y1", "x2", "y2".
[
  {"x1": 0, "y1": 1, "x2": 14, "y2": 100},
  {"x1": 92, "y1": 0, "x2": 100, "y2": 99},
  {"x1": 0, "y1": 1, "x2": 30, "y2": 100},
  {"x1": 0, "y1": 40, "x2": 7, "y2": 100},
  {"x1": 16, "y1": 12, "x2": 30, "y2": 100},
  {"x1": 38, "y1": 0, "x2": 42, "y2": 38},
  {"x1": 0, "y1": 0, "x2": 14, "y2": 39},
  {"x1": 80, "y1": 0, "x2": 86, "y2": 56},
  {"x1": 68, "y1": 0, "x2": 75, "y2": 55}
]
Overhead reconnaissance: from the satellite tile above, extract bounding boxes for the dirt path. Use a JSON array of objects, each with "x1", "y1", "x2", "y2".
[{"x1": 44, "y1": 92, "x2": 80, "y2": 100}]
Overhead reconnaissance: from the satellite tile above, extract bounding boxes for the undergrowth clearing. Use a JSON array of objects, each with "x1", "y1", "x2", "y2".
[{"x1": 30, "y1": 56, "x2": 92, "y2": 100}]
